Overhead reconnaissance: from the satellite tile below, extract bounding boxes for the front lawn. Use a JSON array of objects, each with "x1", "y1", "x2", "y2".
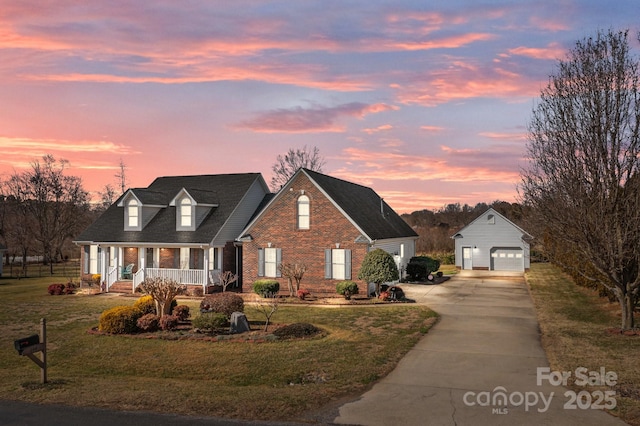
[
  {"x1": 527, "y1": 263, "x2": 640, "y2": 426},
  {"x1": 0, "y1": 275, "x2": 437, "y2": 422}
]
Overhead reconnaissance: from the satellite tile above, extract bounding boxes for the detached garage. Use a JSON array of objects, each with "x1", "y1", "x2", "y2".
[{"x1": 451, "y1": 208, "x2": 532, "y2": 272}]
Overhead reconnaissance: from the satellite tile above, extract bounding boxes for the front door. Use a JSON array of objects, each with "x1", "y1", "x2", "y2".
[{"x1": 462, "y1": 247, "x2": 472, "y2": 270}]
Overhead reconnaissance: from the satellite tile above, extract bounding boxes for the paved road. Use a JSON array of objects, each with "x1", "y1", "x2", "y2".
[{"x1": 333, "y1": 271, "x2": 628, "y2": 425}]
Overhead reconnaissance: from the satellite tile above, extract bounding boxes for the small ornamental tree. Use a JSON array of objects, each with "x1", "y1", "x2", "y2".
[
  {"x1": 279, "y1": 263, "x2": 307, "y2": 296},
  {"x1": 138, "y1": 277, "x2": 185, "y2": 316},
  {"x1": 357, "y1": 248, "x2": 399, "y2": 296},
  {"x1": 217, "y1": 270, "x2": 238, "y2": 292}
]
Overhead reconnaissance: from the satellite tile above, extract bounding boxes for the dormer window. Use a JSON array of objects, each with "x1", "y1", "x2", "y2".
[
  {"x1": 297, "y1": 195, "x2": 309, "y2": 229},
  {"x1": 127, "y1": 199, "x2": 139, "y2": 228},
  {"x1": 180, "y1": 198, "x2": 192, "y2": 227}
]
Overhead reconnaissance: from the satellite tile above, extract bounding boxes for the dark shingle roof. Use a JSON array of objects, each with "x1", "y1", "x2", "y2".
[
  {"x1": 76, "y1": 173, "x2": 263, "y2": 244},
  {"x1": 303, "y1": 169, "x2": 418, "y2": 240}
]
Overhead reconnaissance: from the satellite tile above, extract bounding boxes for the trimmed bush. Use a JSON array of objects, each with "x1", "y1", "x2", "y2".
[
  {"x1": 200, "y1": 293, "x2": 244, "y2": 318},
  {"x1": 99, "y1": 306, "x2": 143, "y2": 334},
  {"x1": 406, "y1": 256, "x2": 441, "y2": 281},
  {"x1": 173, "y1": 305, "x2": 190, "y2": 321},
  {"x1": 253, "y1": 279, "x2": 280, "y2": 297},
  {"x1": 336, "y1": 280, "x2": 359, "y2": 300},
  {"x1": 159, "y1": 315, "x2": 179, "y2": 331},
  {"x1": 192, "y1": 312, "x2": 228, "y2": 332},
  {"x1": 136, "y1": 313, "x2": 160, "y2": 332},
  {"x1": 133, "y1": 295, "x2": 156, "y2": 315},
  {"x1": 47, "y1": 283, "x2": 65, "y2": 295}
]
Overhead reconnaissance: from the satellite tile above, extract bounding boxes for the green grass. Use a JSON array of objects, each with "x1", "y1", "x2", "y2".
[
  {"x1": 0, "y1": 274, "x2": 437, "y2": 421},
  {"x1": 527, "y1": 263, "x2": 640, "y2": 425}
]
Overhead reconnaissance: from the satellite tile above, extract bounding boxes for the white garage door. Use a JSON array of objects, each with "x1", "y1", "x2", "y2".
[{"x1": 490, "y1": 247, "x2": 523, "y2": 271}]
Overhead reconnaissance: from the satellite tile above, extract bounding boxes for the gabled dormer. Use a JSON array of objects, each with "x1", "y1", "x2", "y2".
[
  {"x1": 119, "y1": 192, "x2": 142, "y2": 231},
  {"x1": 170, "y1": 188, "x2": 218, "y2": 232},
  {"x1": 118, "y1": 189, "x2": 166, "y2": 231}
]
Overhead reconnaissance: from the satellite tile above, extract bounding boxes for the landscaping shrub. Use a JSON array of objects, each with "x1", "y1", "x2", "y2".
[
  {"x1": 192, "y1": 312, "x2": 228, "y2": 332},
  {"x1": 98, "y1": 306, "x2": 143, "y2": 334},
  {"x1": 133, "y1": 295, "x2": 156, "y2": 315},
  {"x1": 336, "y1": 280, "x2": 359, "y2": 300},
  {"x1": 406, "y1": 256, "x2": 441, "y2": 281},
  {"x1": 173, "y1": 305, "x2": 190, "y2": 321},
  {"x1": 133, "y1": 295, "x2": 177, "y2": 316},
  {"x1": 200, "y1": 293, "x2": 244, "y2": 318},
  {"x1": 159, "y1": 315, "x2": 179, "y2": 331},
  {"x1": 136, "y1": 313, "x2": 160, "y2": 332},
  {"x1": 253, "y1": 279, "x2": 280, "y2": 297},
  {"x1": 273, "y1": 323, "x2": 320, "y2": 339},
  {"x1": 47, "y1": 283, "x2": 65, "y2": 295}
]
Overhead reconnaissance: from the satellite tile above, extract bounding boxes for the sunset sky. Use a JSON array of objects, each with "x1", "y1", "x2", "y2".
[{"x1": 0, "y1": 1, "x2": 638, "y2": 213}]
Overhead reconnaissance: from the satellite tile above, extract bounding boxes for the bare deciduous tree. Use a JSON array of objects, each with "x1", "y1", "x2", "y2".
[
  {"x1": 138, "y1": 277, "x2": 185, "y2": 316},
  {"x1": 115, "y1": 158, "x2": 128, "y2": 195},
  {"x1": 520, "y1": 29, "x2": 640, "y2": 330},
  {"x1": 278, "y1": 263, "x2": 306, "y2": 296},
  {"x1": 217, "y1": 270, "x2": 238, "y2": 292},
  {"x1": 6, "y1": 155, "x2": 90, "y2": 274},
  {"x1": 252, "y1": 292, "x2": 279, "y2": 331},
  {"x1": 270, "y1": 146, "x2": 326, "y2": 191}
]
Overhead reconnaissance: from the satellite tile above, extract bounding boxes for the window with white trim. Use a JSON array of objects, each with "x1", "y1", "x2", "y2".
[
  {"x1": 180, "y1": 197, "x2": 192, "y2": 227},
  {"x1": 324, "y1": 248, "x2": 351, "y2": 280},
  {"x1": 127, "y1": 199, "x2": 139, "y2": 228},
  {"x1": 258, "y1": 247, "x2": 282, "y2": 277},
  {"x1": 297, "y1": 195, "x2": 309, "y2": 229}
]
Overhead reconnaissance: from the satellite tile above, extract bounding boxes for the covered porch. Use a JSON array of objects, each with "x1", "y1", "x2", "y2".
[{"x1": 93, "y1": 244, "x2": 228, "y2": 293}]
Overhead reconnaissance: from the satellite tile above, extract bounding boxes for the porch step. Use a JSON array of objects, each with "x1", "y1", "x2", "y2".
[{"x1": 109, "y1": 281, "x2": 135, "y2": 294}]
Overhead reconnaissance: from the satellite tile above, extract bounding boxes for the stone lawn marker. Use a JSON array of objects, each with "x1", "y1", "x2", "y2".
[{"x1": 230, "y1": 312, "x2": 250, "y2": 334}]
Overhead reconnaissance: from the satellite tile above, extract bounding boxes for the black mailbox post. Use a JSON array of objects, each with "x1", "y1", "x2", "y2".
[{"x1": 14, "y1": 318, "x2": 47, "y2": 384}]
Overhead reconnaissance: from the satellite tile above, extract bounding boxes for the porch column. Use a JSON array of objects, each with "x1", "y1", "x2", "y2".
[
  {"x1": 203, "y1": 248, "x2": 210, "y2": 291},
  {"x1": 98, "y1": 246, "x2": 107, "y2": 285}
]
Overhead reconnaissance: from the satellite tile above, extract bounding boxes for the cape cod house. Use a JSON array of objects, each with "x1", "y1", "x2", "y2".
[
  {"x1": 238, "y1": 168, "x2": 419, "y2": 296},
  {"x1": 451, "y1": 207, "x2": 532, "y2": 272},
  {"x1": 75, "y1": 173, "x2": 270, "y2": 292}
]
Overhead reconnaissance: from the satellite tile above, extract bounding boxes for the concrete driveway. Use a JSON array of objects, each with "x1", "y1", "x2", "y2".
[{"x1": 334, "y1": 271, "x2": 627, "y2": 426}]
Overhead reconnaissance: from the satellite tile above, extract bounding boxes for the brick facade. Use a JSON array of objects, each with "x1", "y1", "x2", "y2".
[{"x1": 242, "y1": 173, "x2": 370, "y2": 296}]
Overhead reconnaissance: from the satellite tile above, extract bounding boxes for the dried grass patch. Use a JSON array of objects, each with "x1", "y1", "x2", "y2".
[{"x1": 527, "y1": 263, "x2": 640, "y2": 425}]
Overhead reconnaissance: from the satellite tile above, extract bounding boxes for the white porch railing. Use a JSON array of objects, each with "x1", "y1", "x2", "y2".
[
  {"x1": 145, "y1": 268, "x2": 206, "y2": 285},
  {"x1": 106, "y1": 266, "x2": 118, "y2": 291},
  {"x1": 133, "y1": 269, "x2": 145, "y2": 291}
]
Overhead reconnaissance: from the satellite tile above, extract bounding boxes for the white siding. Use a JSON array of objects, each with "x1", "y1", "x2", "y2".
[
  {"x1": 453, "y1": 209, "x2": 530, "y2": 271},
  {"x1": 371, "y1": 237, "x2": 416, "y2": 277}
]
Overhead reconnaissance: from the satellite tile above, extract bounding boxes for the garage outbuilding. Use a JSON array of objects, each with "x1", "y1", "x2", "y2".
[{"x1": 451, "y1": 208, "x2": 532, "y2": 272}]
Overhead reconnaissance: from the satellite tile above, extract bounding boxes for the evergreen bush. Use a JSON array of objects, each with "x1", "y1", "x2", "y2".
[
  {"x1": 192, "y1": 312, "x2": 228, "y2": 332},
  {"x1": 336, "y1": 280, "x2": 359, "y2": 299},
  {"x1": 253, "y1": 279, "x2": 280, "y2": 297}
]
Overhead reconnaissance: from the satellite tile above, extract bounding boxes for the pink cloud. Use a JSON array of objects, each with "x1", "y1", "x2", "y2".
[
  {"x1": 362, "y1": 124, "x2": 393, "y2": 135},
  {"x1": 234, "y1": 103, "x2": 397, "y2": 133},
  {"x1": 392, "y1": 60, "x2": 540, "y2": 106},
  {"x1": 420, "y1": 125, "x2": 445, "y2": 132},
  {"x1": 507, "y1": 42, "x2": 566, "y2": 60}
]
